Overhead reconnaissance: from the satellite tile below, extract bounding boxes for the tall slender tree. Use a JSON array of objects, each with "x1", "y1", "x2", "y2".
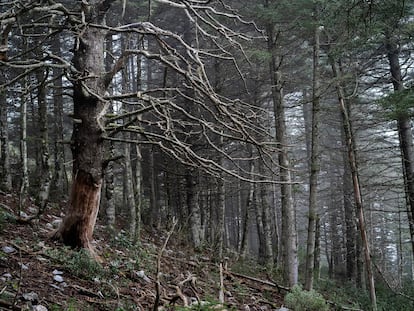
[{"x1": 305, "y1": 21, "x2": 322, "y2": 291}]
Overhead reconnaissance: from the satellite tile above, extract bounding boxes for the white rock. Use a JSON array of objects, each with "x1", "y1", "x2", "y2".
[
  {"x1": 51, "y1": 219, "x2": 61, "y2": 228},
  {"x1": 52, "y1": 269, "x2": 63, "y2": 275},
  {"x1": 32, "y1": 305, "x2": 48, "y2": 311},
  {"x1": 53, "y1": 275, "x2": 64, "y2": 283},
  {"x1": 2, "y1": 273, "x2": 12, "y2": 279},
  {"x1": 135, "y1": 270, "x2": 151, "y2": 283},
  {"x1": 28, "y1": 206, "x2": 37, "y2": 213},
  {"x1": 2, "y1": 246, "x2": 16, "y2": 254},
  {"x1": 22, "y1": 291, "x2": 39, "y2": 301},
  {"x1": 19, "y1": 263, "x2": 29, "y2": 270}
]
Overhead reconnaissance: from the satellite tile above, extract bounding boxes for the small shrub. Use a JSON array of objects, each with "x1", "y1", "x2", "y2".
[
  {"x1": 285, "y1": 285, "x2": 329, "y2": 311},
  {"x1": 0, "y1": 208, "x2": 16, "y2": 230},
  {"x1": 46, "y1": 247, "x2": 104, "y2": 280},
  {"x1": 66, "y1": 249, "x2": 104, "y2": 279}
]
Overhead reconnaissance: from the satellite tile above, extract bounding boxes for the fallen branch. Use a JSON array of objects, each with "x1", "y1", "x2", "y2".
[
  {"x1": 71, "y1": 284, "x2": 104, "y2": 298},
  {"x1": 373, "y1": 260, "x2": 414, "y2": 303},
  {"x1": 152, "y1": 218, "x2": 178, "y2": 311},
  {"x1": 226, "y1": 270, "x2": 290, "y2": 293}
]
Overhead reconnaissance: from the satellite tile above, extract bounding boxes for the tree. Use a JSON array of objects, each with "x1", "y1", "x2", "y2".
[
  {"x1": 329, "y1": 53, "x2": 378, "y2": 311},
  {"x1": 305, "y1": 21, "x2": 322, "y2": 291},
  {"x1": 0, "y1": 0, "x2": 269, "y2": 257},
  {"x1": 265, "y1": 0, "x2": 299, "y2": 286}
]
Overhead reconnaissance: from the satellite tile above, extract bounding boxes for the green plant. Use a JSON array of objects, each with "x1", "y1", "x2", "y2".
[
  {"x1": 66, "y1": 249, "x2": 104, "y2": 279},
  {"x1": 285, "y1": 285, "x2": 329, "y2": 311},
  {"x1": 0, "y1": 208, "x2": 16, "y2": 230},
  {"x1": 46, "y1": 247, "x2": 105, "y2": 280}
]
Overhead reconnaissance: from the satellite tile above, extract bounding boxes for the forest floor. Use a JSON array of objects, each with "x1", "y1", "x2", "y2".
[{"x1": 0, "y1": 191, "x2": 285, "y2": 311}]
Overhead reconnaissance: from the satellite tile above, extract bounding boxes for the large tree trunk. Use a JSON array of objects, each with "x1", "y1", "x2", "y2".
[
  {"x1": 54, "y1": 1, "x2": 114, "y2": 256},
  {"x1": 385, "y1": 35, "x2": 414, "y2": 263}
]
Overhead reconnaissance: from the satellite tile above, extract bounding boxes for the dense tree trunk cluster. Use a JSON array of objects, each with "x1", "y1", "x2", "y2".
[{"x1": 1, "y1": 1, "x2": 414, "y2": 308}]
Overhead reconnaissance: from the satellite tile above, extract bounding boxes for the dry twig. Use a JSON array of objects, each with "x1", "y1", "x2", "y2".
[{"x1": 152, "y1": 218, "x2": 178, "y2": 311}]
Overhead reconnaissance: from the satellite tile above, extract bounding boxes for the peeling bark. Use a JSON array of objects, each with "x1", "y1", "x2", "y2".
[{"x1": 54, "y1": 1, "x2": 114, "y2": 256}]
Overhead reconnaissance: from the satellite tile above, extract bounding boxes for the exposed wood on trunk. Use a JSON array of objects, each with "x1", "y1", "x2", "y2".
[
  {"x1": 330, "y1": 55, "x2": 377, "y2": 311},
  {"x1": 56, "y1": 170, "x2": 102, "y2": 253}
]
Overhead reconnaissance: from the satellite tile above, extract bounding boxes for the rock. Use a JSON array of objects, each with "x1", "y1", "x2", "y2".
[
  {"x1": 22, "y1": 291, "x2": 39, "y2": 302},
  {"x1": 2, "y1": 273, "x2": 12, "y2": 281},
  {"x1": 135, "y1": 270, "x2": 151, "y2": 283},
  {"x1": 53, "y1": 275, "x2": 64, "y2": 283},
  {"x1": 51, "y1": 219, "x2": 61, "y2": 228},
  {"x1": 276, "y1": 307, "x2": 290, "y2": 311},
  {"x1": 19, "y1": 211, "x2": 28, "y2": 219},
  {"x1": 19, "y1": 263, "x2": 29, "y2": 270},
  {"x1": 2, "y1": 246, "x2": 16, "y2": 254},
  {"x1": 32, "y1": 304, "x2": 48, "y2": 311},
  {"x1": 52, "y1": 269, "x2": 63, "y2": 275}
]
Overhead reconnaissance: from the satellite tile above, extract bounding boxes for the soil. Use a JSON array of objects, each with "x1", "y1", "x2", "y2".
[{"x1": 0, "y1": 191, "x2": 284, "y2": 310}]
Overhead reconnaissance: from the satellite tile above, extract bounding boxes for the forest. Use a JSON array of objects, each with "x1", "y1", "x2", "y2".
[{"x1": 0, "y1": 0, "x2": 414, "y2": 310}]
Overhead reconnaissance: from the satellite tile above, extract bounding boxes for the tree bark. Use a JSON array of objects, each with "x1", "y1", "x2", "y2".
[
  {"x1": 149, "y1": 149, "x2": 160, "y2": 228},
  {"x1": 104, "y1": 145, "x2": 116, "y2": 229},
  {"x1": 133, "y1": 143, "x2": 143, "y2": 244},
  {"x1": 330, "y1": 56, "x2": 377, "y2": 311},
  {"x1": 35, "y1": 69, "x2": 52, "y2": 215},
  {"x1": 385, "y1": 34, "x2": 414, "y2": 263},
  {"x1": 305, "y1": 24, "x2": 321, "y2": 291},
  {"x1": 0, "y1": 74, "x2": 11, "y2": 191},
  {"x1": 343, "y1": 160, "x2": 357, "y2": 281},
  {"x1": 239, "y1": 156, "x2": 255, "y2": 259},
  {"x1": 19, "y1": 78, "x2": 29, "y2": 211},
  {"x1": 186, "y1": 168, "x2": 203, "y2": 248},
  {"x1": 50, "y1": 35, "x2": 68, "y2": 198},
  {"x1": 125, "y1": 142, "x2": 137, "y2": 240},
  {"x1": 54, "y1": 1, "x2": 115, "y2": 256},
  {"x1": 216, "y1": 175, "x2": 225, "y2": 260},
  {"x1": 266, "y1": 23, "x2": 298, "y2": 286}
]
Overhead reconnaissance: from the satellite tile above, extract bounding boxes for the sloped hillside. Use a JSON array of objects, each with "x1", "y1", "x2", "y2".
[{"x1": 0, "y1": 192, "x2": 285, "y2": 311}]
